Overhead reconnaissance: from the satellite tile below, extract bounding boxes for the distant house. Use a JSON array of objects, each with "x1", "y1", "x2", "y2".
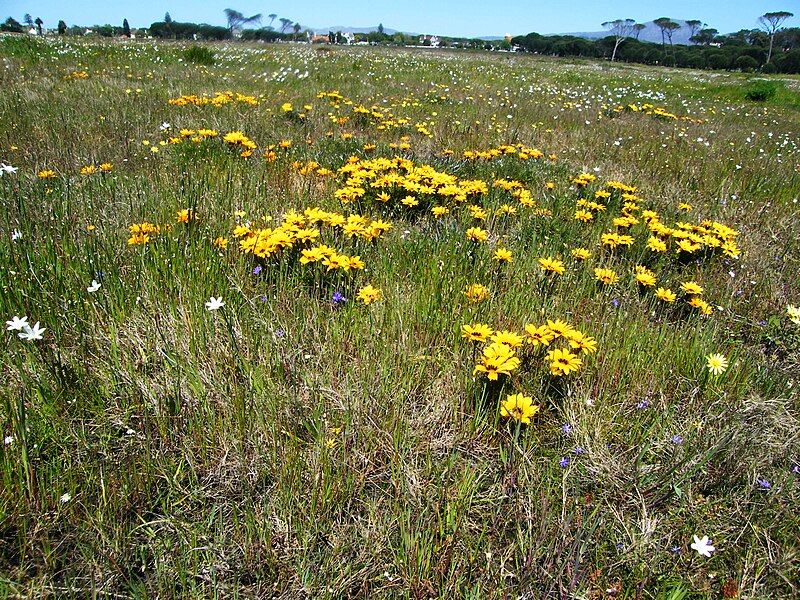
[
  {"x1": 419, "y1": 35, "x2": 440, "y2": 47},
  {"x1": 27, "y1": 27, "x2": 37, "y2": 35},
  {"x1": 342, "y1": 31, "x2": 354, "y2": 45},
  {"x1": 310, "y1": 33, "x2": 329, "y2": 44}
]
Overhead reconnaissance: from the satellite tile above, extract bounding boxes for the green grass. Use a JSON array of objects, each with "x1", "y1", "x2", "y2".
[{"x1": 0, "y1": 35, "x2": 799, "y2": 598}]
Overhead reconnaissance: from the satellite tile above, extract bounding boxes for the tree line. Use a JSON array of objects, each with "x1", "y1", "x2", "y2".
[{"x1": 513, "y1": 12, "x2": 798, "y2": 74}]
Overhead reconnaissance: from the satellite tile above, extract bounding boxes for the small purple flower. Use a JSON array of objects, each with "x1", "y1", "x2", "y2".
[
  {"x1": 611, "y1": 298, "x2": 620, "y2": 309},
  {"x1": 757, "y1": 319, "x2": 767, "y2": 327},
  {"x1": 615, "y1": 542, "x2": 624, "y2": 551},
  {"x1": 573, "y1": 447, "x2": 585, "y2": 455},
  {"x1": 94, "y1": 271, "x2": 106, "y2": 280},
  {"x1": 561, "y1": 423, "x2": 573, "y2": 435},
  {"x1": 252, "y1": 265, "x2": 262, "y2": 276},
  {"x1": 670, "y1": 435, "x2": 683, "y2": 445},
  {"x1": 636, "y1": 399, "x2": 650, "y2": 410},
  {"x1": 757, "y1": 478, "x2": 771, "y2": 489},
  {"x1": 559, "y1": 456, "x2": 570, "y2": 468},
  {"x1": 670, "y1": 545, "x2": 682, "y2": 554},
  {"x1": 331, "y1": 291, "x2": 347, "y2": 305},
  {"x1": 274, "y1": 328, "x2": 285, "y2": 339},
  {"x1": 791, "y1": 464, "x2": 800, "y2": 476},
  {"x1": 259, "y1": 295, "x2": 268, "y2": 303}
]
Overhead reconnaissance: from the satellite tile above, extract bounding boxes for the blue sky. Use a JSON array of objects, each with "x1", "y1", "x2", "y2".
[{"x1": 2, "y1": 0, "x2": 796, "y2": 38}]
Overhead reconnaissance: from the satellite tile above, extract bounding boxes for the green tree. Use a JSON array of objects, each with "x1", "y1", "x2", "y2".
[
  {"x1": 279, "y1": 18, "x2": 292, "y2": 33},
  {"x1": 602, "y1": 18, "x2": 634, "y2": 61},
  {"x1": 267, "y1": 13, "x2": 277, "y2": 30},
  {"x1": 122, "y1": 18, "x2": 131, "y2": 37},
  {"x1": 224, "y1": 9, "x2": 261, "y2": 37},
  {"x1": 164, "y1": 12, "x2": 172, "y2": 23},
  {"x1": 378, "y1": 23, "x2": 384, "y2": 35},
  {"x1": 34, "y1": 17, "x2": 43, "y2": 35},
  {"x1": 759, "y1": 11, "x2": 794, "y2": 63},
  {"x1": 57, "y1": 20, "x2": 67, "y2": 35},
  {"x1": 632, "y1": 23, "x2": 646, "y2": 40},
  {"x1": 686, "y1": 20, "x2": 703, "y2": 43}
]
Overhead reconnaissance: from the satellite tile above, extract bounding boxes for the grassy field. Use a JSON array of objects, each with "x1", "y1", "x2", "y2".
[{"x1": 1, "y1": 35, "x2": 799, "y2": 598}]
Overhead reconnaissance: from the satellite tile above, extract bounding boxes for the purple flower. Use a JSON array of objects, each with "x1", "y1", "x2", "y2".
[
  {"x1": 791, "y1": 464, "x2": 800, "y2": 476},
  {"x1": 561, "y1": 423, "x2": 573, "y2": 435},
  {"x1": 331, "y1": 291, "x2": 347, "y2": 305},
  {"x1": 252, "y1": 265, "x2": 262, "y2": 275},
  {"x1": 757, "y1": 478, "x2": 771, "y2": 489},
  {"x1": 259, "y1": 295, "x2": 268, "y2": 303},
  {"x1": 559, "y1": 456, "x2": 570, "y2": 468},
  {"x1": 670, "y1": 545, "x2": 682, "y2": 554},
  {"x1": 573, "y1": 447, "x2": 585, "y2": 455},
  {"x1": 611, "y1": 298, "x2": 620, "y2": 309},
  {"x1": 636, "y1": 399, "x2": 650, "y2": 410},
  {"x1": 274, "y1": 328, "x2": 285, "y2": 339},
  {"x1": 670, "y1": 435, "x2": 683, "y2": 445}
]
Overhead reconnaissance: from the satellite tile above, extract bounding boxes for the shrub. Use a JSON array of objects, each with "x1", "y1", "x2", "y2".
[
  {"x1": 707, "y1": 53, "x2": 730, "y2": 70},
  {"x1": 761, "y1": 62, "x2": 777, "y2": 74},
  {"x1": 744, "y1": 80, "x2": 780, "y2": 102},
  {"x1": 183, "y1": 45, "x2": 215, "y2": 65},
  {"x1": 735, "y1": 55, "x2": 759, "y2": 72}
]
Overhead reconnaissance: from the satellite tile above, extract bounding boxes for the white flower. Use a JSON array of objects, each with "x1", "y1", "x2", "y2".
[
  {"x1": 18, "y1": 321, "x2": 46, "y2": 341},
  {"x1": 0, "y1": 163, "x2": 18, "y2": 175},
  {"x1": 60, "y1": 493, "x2": 72, "y2": 503},
  {"x1": 205, "y1": 296, "x2": 225, "y2": 311},
  {"x1": 6, "y1": 315, "x2": 29, "y2": 331},
  {"x1": 160, "y1": 122, "x2": 171, "y2": 131},
  {"x1": 87, "y1": 280, "x2": 101, "y2": 293},
  {"x1": 11, "y1": 229, "x2": 22, "y2": 242},
  {"x1": 4, "y1": 435, "x2": 13, "y2": 446},
  {"x1": 690, "y1": 534, "x2": 715, "y2": 557}
]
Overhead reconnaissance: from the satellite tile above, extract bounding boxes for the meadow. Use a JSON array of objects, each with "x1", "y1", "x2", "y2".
[{"x1": 0, "y1": 35, "x2": 799, "y2": 598}]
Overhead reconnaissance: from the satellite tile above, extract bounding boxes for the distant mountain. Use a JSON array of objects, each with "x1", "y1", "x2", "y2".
[
  {"x1": 563, "y1": 19, "x2": 702, "y2": 45},
  {"x1": 308, "y1": 25, "x2": 402, "y2": 35}
]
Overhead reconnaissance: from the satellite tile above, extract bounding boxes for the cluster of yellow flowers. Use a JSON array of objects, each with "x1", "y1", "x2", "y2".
[
  {"x1": 222, "y1": 131, "x2": 257, "y2": 156},
  {"x1": 462, "y1": 319, "x2": 597, "y2": 381},
  {"x1": 63, "y1": 70, "x2": 89, "y2": 80},
  {"x1": 168, "y1": 91, "x2": 259, "y2": 107},
  {"x1": 617, "y1": 103, "x2": 704, "y2": 124},
  {"x1": 80, "y1": 163, "x2": 114, "y2": 175},
  {"x1": 461, "y1": 143, "x2": 548, "y2": 162},
  {"x1": 335, "y1": 156, "x2": 488, "y2": 208},
  {"x1": 127, "y1": 222, "x2": 161, "y2": 246},
  {"x1": 233, "y1": 207, "x2": 392, "y2": 270},
  {"x1": 167, "y1": 128, "x2": 220, "y2": 144}
]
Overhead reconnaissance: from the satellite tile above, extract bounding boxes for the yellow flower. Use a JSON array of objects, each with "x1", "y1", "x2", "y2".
[
  {"x1": 490, "y1": 330, "x2": 524, "y2": 349},
  {"x1": 688, "y1": 297, "x2": 713, "y2": 315},
  {"x1": 38, "y1": 169, "x2": 57, "y2": 179},
  {"x1": 571, "y1": 248, "x2": 591, "y2": 261},
  {"x1": 545, "y1": 319, "x2": 576, "y2": 340},
  {"x1": 431, "y1": 205, "x2": 449, "y2": 217},
  {"x1": 634, "y1": 266, "x2": 657, "y2": 287},
  {"x1": 680, "y1": 281, "x2": 704, "y2": 296},
  {"x1": 493, "y1": 248, "x2": 513, "y2": 262},
  {"x1": 594, "y1": 267, "x2": 618, "y2": 285},
  {"x1": 461, "y1": 323, "x2": 494, "y2": 342},
  {"x1": 546, "y1": 348, "x2": 582, "y2": 376},
  {"x1": 99, "y1": 162, "x2": 113, "y2": 172},
  {"x1": 566, "y1": 330, "x2": 598, "y2": 354},
  {"x1": 574, "y1": 209, "x2": 594, "y2": 222},
  {"x1": 466, "y1": 227, "x2": 488, "y2": 243},
  {"x1": 706, "y1": 353, "x2": 728, "y2": 376},
  {"x1": 357, "y1": 284, "x2": 382, "y2": 305},
  {"x1": 788, "y1": 305, "x2": 800, "y2": 325},
  {"x1": 538, "y1": 257, "x2": 565, "y2": 275},
  {"x1": 213, "y1": 236, "x2": 228, "y2": 249},
  {"x1": 464, "y1": 283, "x2": 489, "y2": 303},
  {"x1": 500, "y1": 393, "x2": 539, "y2": 424},
  {"x1": 655, "y1": 287, "x2": 677, "y2": 303},
  {"x1": 473, "y1": 342, "x2": 520, "y2": 380},
  {"x1": 525, "y1": 324, "x2": 556, "y2": 347},
  {"x1": 176, "y1": 209, "x2": 195, "y2": 223},
  {"x1": 80, "y1": 164, "x2": 97, "y2": 176}
]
